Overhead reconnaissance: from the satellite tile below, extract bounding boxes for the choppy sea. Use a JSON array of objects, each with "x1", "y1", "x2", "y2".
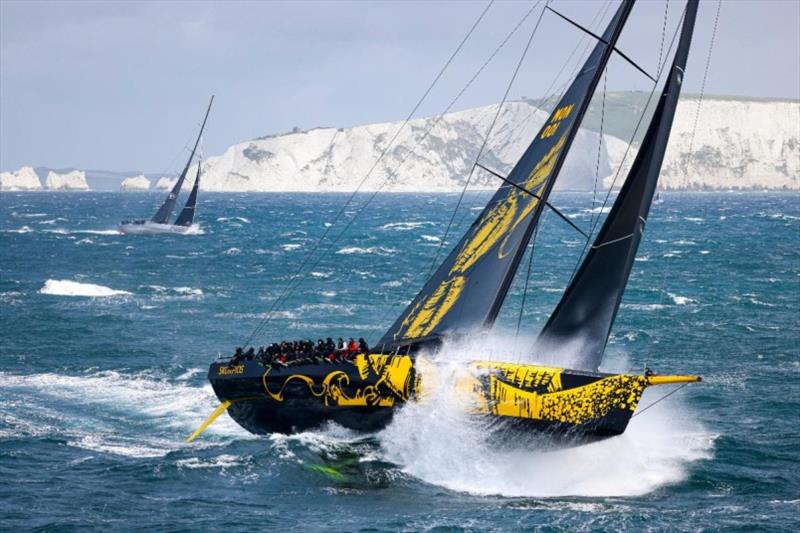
[{"x1": 1, "y1": 191, "x2": 798, "y2": 531}]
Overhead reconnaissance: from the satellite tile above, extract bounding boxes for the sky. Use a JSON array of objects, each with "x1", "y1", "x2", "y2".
[{"x1": 1, "y1": 0, "x2": 798, "y2": 173}]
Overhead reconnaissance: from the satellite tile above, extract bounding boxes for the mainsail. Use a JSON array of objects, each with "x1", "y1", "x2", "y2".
[
  {"x1": 535, "y1": 0, "x2": 699, "y2": 372},
  {"x1": 174, "y1": 160, "x2": 201, "y2": 227},
  {"x1": 151, "y1": 95, "x2": 214, "y2": 224},
  {"x1": 379, "y1": 0, "x2": 635, "y2": 350}
]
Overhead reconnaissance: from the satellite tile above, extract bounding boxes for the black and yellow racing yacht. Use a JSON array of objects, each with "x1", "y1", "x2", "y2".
[{"x1": 189, "y1": 0, "x2": 702, "y2": 445}]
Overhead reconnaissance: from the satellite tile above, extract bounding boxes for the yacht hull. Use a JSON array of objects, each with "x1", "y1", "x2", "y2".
[
  {"x1": 119, "y1": 222, "x2": 191, "y2": 235},
  {"x1": 207, "y1": 354, "x2": 690, "y2": 442}
]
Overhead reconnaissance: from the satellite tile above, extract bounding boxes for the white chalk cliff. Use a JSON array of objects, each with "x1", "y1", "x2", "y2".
[
  {"x1": 196, "y1": 96, "x2": 799, "y2": 192},
  {"x1": 0, "y1": 166, "x2": 42, "y2": 190},
  {"x1": 45, "y1": 170, "x2": 89, "y2": 191},
  {"x1": 199, "y1": 102, "x2": 625, "y2": 192},
  {"x1": 120, "y1": 174, "x2": 151, "y2": 191}
]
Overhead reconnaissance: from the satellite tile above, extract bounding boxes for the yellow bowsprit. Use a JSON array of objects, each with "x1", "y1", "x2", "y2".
[{"x1": 185, "y1": 400, "x2": 233, "y2": 443}]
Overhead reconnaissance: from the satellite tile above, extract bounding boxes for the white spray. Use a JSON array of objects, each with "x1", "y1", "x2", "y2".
[{"x1": 378, "y1": 331, "x2": 715, "y2": 497}]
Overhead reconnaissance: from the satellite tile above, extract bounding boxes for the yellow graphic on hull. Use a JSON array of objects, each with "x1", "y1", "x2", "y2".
[
  {"x1": 261, "y1": 354, "x2": 416, "y2": 408},
  {"x1": 250, "y1": 356, "x2": 697, "y2": 430}
]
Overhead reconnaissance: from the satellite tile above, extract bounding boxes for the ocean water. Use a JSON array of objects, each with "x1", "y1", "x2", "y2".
[{"x1": 1, "y1": 191, "x2": 798, "y2": 531}]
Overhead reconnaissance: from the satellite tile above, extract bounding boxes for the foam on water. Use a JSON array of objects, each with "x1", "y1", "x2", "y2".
[
  {"x1": 39, "y1": 279, "x2": 132, "y2": 297},
  {"x1": 0, "y1": 369, "x2": 252, "y2": 457},
  {"x1": 43, "y1": 228, "x2": 121, "y2": 235},
  {"x1": 336, "y1": 246, "x2": 396, "y2": 256}
]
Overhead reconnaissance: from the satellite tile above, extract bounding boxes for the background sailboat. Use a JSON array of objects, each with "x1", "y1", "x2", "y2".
[{"x1": 120, "y1": 96, "x2": 213, "y2": 235}]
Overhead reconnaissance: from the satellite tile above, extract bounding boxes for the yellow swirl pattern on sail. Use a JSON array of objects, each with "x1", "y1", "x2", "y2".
[
  {"x1": 394, "y1": 132, "x2": 568, "y2": 342},
  {"x1": 397, "y1": 276, "x2": 466, "y2": 339}
]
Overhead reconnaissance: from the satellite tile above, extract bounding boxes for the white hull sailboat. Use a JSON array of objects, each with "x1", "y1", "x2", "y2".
[{"x1": 120, "y1": 96, "x2": 212, "y2": 236}]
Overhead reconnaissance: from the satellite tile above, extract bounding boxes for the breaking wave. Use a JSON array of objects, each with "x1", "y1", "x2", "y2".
[
  {"x1": 39, "y1": 279, "x2": 132, "y2": 297},
  {"x1": 2, "y1": 225, "x2": 33, "y2": 233},
  {"x1": 336, "y1": 246, "x2": 396, "y2": 256},
  {"x1": 380, "y1": 221, "x2": 433, "y2": 231},
  {"x1": 43, "y1": 228, "x2": 121, "y2": 235},
  {"x1": 0, "y1": 369, "x2": 252, "y2": 458}
]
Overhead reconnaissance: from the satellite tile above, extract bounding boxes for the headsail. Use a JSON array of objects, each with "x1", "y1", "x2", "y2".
[
  {"x1": 535, "y1": 0, "x2": 699, "y2": 371},
  {"x1": 378, "y1": 0, "x2": 635, "y2": 351},
  {"x1": 174, "y1": 160, "x2": 201, "y2": 227},
  {"x1": 151, "y1": 95, "x2": 214, "y2": 224}
]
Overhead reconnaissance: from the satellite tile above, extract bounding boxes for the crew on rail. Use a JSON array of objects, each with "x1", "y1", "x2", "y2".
[{"x1": 230, "y1": 337, "x2": 370, "y2": 366}]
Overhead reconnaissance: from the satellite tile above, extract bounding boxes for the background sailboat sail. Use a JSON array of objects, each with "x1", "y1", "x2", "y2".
[
  {"x1": 150, "y1": 95, "x2": 214, "y2": 224},
  {"x1": 379, "y1": 0, "x2": 635, "y2": 351},
  {"x1": 535, "y1": 0, "x2": 699, "y2": 372},
  {"x1": 174, "y1": 160, "x2": 201, "y2": 227}
]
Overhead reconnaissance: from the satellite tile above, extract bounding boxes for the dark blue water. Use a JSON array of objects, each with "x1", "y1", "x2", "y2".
[{"x1": 1, "y1": 192, "x2": 798, "y2": 531}]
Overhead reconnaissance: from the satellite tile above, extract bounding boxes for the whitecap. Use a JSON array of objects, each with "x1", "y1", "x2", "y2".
[
  {"x1": 223, "y1": 247, "x2": 241, "y2": 255},
  {"x1": 3, "y1": 225, "x2": 33, "y2": 234},
  {"x1": 380, "y1": 221, "x2": 433, "y2": 231},
  {"x1": 667, "y1": 292, "x2": 696, "y2": 305},
  {"x1": 281, "y1": 243, "x2": 302, "y2": 251},
  {"x1": 421, "y1": 235, "x2": 441, "y2": 242},
  {"x1": 217, "y1": 216, "x2": 250, "y2": 223},
  {"x1": 39, "y1": 279, "x2": 132, "y2": 297},
  {"x1": 336, "y1": 246, "x2": 396, "y2": 256}
]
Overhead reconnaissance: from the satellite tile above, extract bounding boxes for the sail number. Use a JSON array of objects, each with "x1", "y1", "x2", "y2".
[{"x1": 540, "y1": 104, "x2": 574, "y2": 140}]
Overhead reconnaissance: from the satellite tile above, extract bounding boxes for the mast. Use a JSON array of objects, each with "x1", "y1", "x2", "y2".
[
  {"x1": 175, "y1": 160, "x2": 201, "y2": 227},
  {"x1": 151, "y1": 95, "x2": 214, "y2": 224},
  {"x1": 378, "y1": 0, "x2": 636, "y2": 351},
  {"x1": 535, "y1": 0, "x2": 699, "y2": 372}
]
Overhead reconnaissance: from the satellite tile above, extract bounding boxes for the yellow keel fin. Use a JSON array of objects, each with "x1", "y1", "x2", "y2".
[{"x1": 186, "y1": 400, "x2": 233, "y2": 443}]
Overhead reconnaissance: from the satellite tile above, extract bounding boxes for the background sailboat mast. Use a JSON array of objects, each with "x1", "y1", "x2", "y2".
[
  {"x1": 535, "y1": 0, "x2": 700, "y2": 371},
  {"x1": 150, "y1": 95, "x2": 214, "y2": 224}
]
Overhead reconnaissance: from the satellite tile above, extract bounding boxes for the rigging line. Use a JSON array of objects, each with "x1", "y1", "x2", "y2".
[
  {"x1": 271, "y1": 0, "x2": 546, "y2": 332},
  {"x1": 538, "y1": 0, "x2": 612, "y2": 112},
  {"x1": 684, "y1": 0, "x2": 721, "y2": 182},
  {"x1": 452, "y1": 0, "x2": 606, "y2": 253},
  {"x1": 546, "y1": 5, "x2": 656, "y2": 83},
  {"x1": 515, "y1": 225, "x2": 539, "y2": 340},
  {"x1": 427, "y1": 0, "x2": 550, "y2": 277},
  {"x1": 242, "y1": 0, "x2": 496, "y2": 346},
  {"x1": 657, "y1": 0, "x2": 670, "y2": 78},
  {"x1": 590, "y1": 68, "x2": 608, "y2": 231},
  {"x1": 279, "y1": 0, "x2": 550, "y2": 337},
  {"x1": 655, "y1": 0, "x2": 721, "y2": 326},
  {"x1": 631, "y1": 382, "x2": 689, "y2": 418},
  {"x1": 477, "y1": 163, "x2": 590, "y2": 238},
  {"x1": 565, "y1": 5, "x2": 686, "y2": 285},
  {"x1": 351, "y1": 0, "x2": 547, "y2": 289}
]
